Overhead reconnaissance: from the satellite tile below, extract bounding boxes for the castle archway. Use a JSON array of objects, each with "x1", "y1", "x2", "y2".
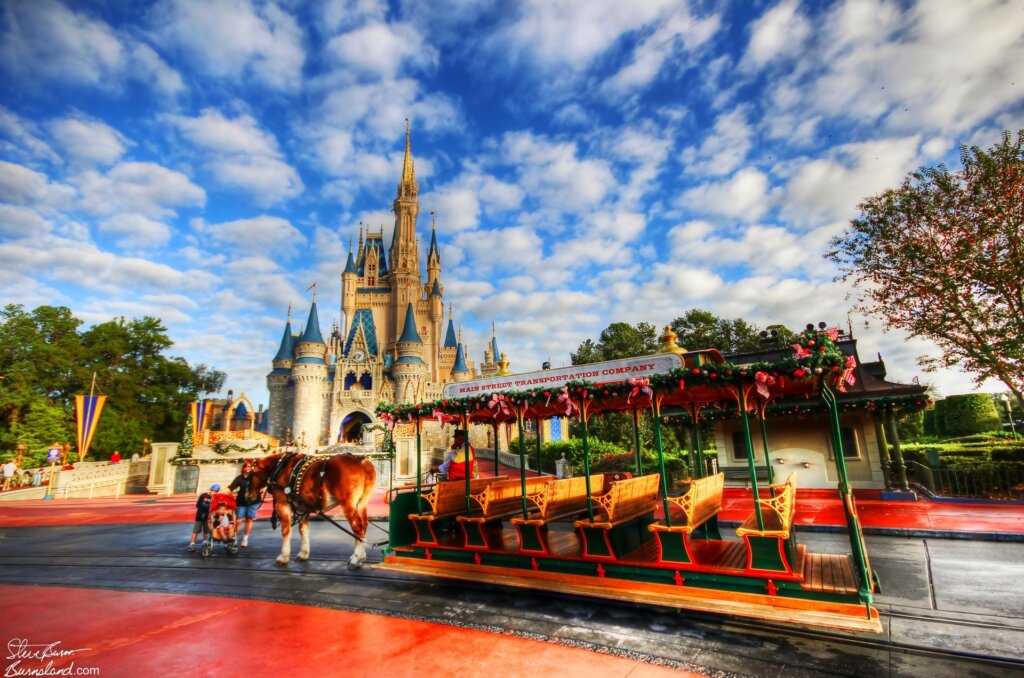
[{"x1": 339, "y1": 411, "x2": 373, "y2": 444}]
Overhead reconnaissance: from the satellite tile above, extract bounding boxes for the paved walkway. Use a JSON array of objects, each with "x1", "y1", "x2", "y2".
[{"x1": 0, "y1": 585, "x2": 694, "y2": 678}]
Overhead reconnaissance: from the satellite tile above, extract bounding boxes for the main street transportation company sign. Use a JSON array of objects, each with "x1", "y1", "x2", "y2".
[{"x1": 442, "y1": 354, "x2": 684, "y2": 399}]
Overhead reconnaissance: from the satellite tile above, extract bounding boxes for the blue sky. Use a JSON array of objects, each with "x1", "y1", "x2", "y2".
[{"x1": 1, "y1": 0, "x2": 1022, "y2": 408}]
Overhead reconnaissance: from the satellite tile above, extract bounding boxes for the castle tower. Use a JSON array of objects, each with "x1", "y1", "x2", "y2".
[
  {"x1": 388, "y1": 120, "x2": 421, "y2": 355},
  {"x1": 292, "y1": 296, "x2": 328, "y2": 447},
  {"x1": 266, "y1": 307, "x2": 295, "y2": 439},
  {"x1": 341, "y1": 239, "x2": 357, "y2": 337},
  {"x1": 393, "y1": 302, "x2": 427, "y2": 403},
  {"x1": 451, "y1": 342, "x2": 471, "y2": 383},
  {"x1": 426, "y1": 214, "x2": 441, "y2": 293}
]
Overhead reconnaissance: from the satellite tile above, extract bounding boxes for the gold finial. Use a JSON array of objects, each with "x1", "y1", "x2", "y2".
[
  {"x1": 491, "y1": 321, "x2": 496, "y2": 337},
  {"x1": 358, "y1": 223, "x2": 364, "y2": 255},
  {"x1": 348, "y1": 236, "x2": 353, "y2": 252},
  {"x1": 399, "y1": 119, "x2": 417, "y2": 198},
  {"x1": 287, "y1": 303, "x2": 292, "y2": 323},
  {"x1": 431, "y1": 211, "x2": 436, "y2": 229},
  {"x1": 497, "y1": 352, "x2": 512, "y2": 376},
  {"x1": 658, "y1": 325, "x2": 686, "y2": 355},
  {"x1": 448, "y1": 302, "x2": 453, "y2": 319},
  {"x1": 308, "y1": 281, "x2": 317, "y2": 303}
]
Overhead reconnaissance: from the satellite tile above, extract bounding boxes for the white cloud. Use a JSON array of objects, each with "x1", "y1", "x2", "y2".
[
  {"x1": 0, "y1": 107, "x2": 60, "y2": 164},
  {"x1": 152, "y1": 0, "x2": 305, "y2": 90},
  {"x1": 679, "y1": 168, "x2": 770, "y2": 221},
  {"x1": 502, "y1": 132, "x2": 616, "y2": 213},
  {"x1": 200, "y1": 216, "x2": 306, "y2": 257},
  {"x1": 48, "y1": 116, "x2": 130, "y2": 166},
  {"x1": 0, "y1": 161, "x2": 75, "y2": 209},
  {"x1": 98, "y1": 213, "x2": 172, "y2": 250},
  {"x1": 325, "y1": 21, "x2": 436, "y2": 79},
  {"x1": 682, "y1": 106, "x2": 754, "y2": 177},
  {"x1": 170, "y1": 109, "x2": 302, "y2": 206},
  {"x1": 0, "y1": 204, "x2": 51, "y2": 238},
  {"x1": 0, "y1": 0, "x2": 184, "y2": 96},
  {"x1": 740, "y1": 0, "x2": 811, "y2": 70},
  {"x1": 76, "y1": 162, "x2": 206, "y2": 218}
]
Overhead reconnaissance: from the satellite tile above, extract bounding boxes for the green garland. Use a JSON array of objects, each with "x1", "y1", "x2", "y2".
[
  {"x1": 179, "y1": 413, "x2": 194, "y2": 458},
  {"x1": 379, "y1": 326, "x2": 919, "y2": 421},
  {"x1": 362, "y1": 423, "x2": 395, "y2": 459},
  {"x1": 214, "y1": 441, "x2": 270, "y2": 455}
]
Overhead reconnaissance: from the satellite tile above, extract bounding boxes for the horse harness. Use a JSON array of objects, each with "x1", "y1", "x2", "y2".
[{"x1": 265, "y1": 452, "x2": 329, "y2": 526}]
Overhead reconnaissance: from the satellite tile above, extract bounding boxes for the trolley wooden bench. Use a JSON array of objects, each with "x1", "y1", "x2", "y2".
[
  {"x1": 736, "y1": 472, "x2": 800, "y2": 574},
  {"x1": 456, "y1": 476, "x2": 551, "y2": 549},
  {"x1": 647, "y1": 472, "x2": 725, "y2": 565},
  {"x1": 574, "y1": 474, "x2": 661, "y2": 560},
  {"x1": 408, "y1": 477, "x2": 505, "y2": 545},
  {"x1": 511, "y1": 474, "x2": 609, "y2": 554}
]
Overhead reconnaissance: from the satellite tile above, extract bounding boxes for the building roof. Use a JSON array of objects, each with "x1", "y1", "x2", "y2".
[
  {"x1": 357, "y1": 234, "x2": 388, "y2": 276},
  {"x1": 343, "y1": 308, "x2": 379, "y2": 358},
  {"x1": 452, "y1": 343, "x2": 469, "y2": 373},
  {"x1": 343, "y1": 248, "x2": 357, "y2": 274},
  {"x1": 298, "y1": 301, "x2": 325, "y2": 345},
  {"x1": 395, "y1": 355, "x2": 425, "y2": 364},
  {"x1": 444, "y1": 318, "x2": 458, "y2": 348},
  {"x1": 431, "y1": 278, "x2": 442, "y2": 296},
  {"x1": 273, "y1": 317, "x2": 294, "y2": 362},
  {"x1": 428, "y1": 224, "x2": 439, "y2": 259},
  {"x1": 491, "y1": 335, "x2": 500, "y2": 359},
  {"x1": 398, "y1": 303, "x2": 422, "y2": 343}
]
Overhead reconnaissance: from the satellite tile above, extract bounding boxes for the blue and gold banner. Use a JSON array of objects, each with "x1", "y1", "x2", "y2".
[
  {"x1": 75, "y1": 395, "x2": 107, "y2": 462},
  {"x1": 192, "y1": 401, "x2": 208, "y2": 433}
]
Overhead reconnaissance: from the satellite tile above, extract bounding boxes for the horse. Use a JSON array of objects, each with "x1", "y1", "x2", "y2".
[{"x1": 245, "y1": 452, "x2": 376, "y2": 569}]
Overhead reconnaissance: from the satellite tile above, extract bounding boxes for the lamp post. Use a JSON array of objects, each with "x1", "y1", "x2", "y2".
[{"x1": 1002, "y1": 394, "x2": 1017, "y2": 439}]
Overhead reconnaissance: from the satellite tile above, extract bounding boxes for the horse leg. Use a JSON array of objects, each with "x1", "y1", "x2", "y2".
[
  {"x1": 297, "y1": 516, "x2": 311, "y2": 561},
  {"x1": 275, "y1": 501, "x2": 293, "y2": 566},
  {"x1": 341, "y1": 501, "x2": 367, "y2": 569}
]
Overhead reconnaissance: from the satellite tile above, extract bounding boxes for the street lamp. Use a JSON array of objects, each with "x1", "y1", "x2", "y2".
[{"x1": 1001, "y1": 394, "x2": 1017, "y2": 439}]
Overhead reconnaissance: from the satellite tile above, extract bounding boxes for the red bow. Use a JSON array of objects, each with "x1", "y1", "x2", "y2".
[
  {"x1": 627, "y1": 377, "x2": 652, "y2": 404},
  {"x1": 755, "y1": 371, "x2": 776, "y2": 399},
  {"x1": 792, "y1": 343, "x2": 810, "y2": 359},
  {"x1": 555, "y1": 387, "x2": 576, "y2": 416},
  {"x1": 488, "y1": 393, "x2": 510, "y2": 416},
  {"x1": 839, "y1": 355, "x2": 858, "y2": 391},
  {"x1": 824, "y1": 328, "x2": 840, "y2": 342}
]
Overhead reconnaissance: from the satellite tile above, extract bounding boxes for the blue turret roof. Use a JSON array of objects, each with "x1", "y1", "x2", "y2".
[
  {"x1": 273, "y1": 317, "x2": 294, "y2": 362},
  {"x1": 491, "y1": 335, "x2": 500, "y2": 358},
  {"x1": 431, "y1": 279, "x2": 442, "y2": 296},
  {"x1": 452, "y1": 343, "x2": 469, "y2": 373},
  {"x1": 428, "y1": 226, "x2": 439, "y2": 259},
  {"x1": 344, "y1": 248, "x2": 356, "y2": 274},
  {"x1": 232, "y1": 402, "x2": 249, "y2": 419},
  {"x1": 398, "y1": 303, "x2": 422, "y2": 343},
  {"x1": 343, "y1": 309, "x2": 378, "y2": 357},
  {"x1": 299, "y1": 301, "x2": 325, "y2": 345},
  {"x1": 443, "y1": 319, "x2": 457, "y2": 348},
  {"x1": 356, "y1": 236, "x2": 388, "y2": 276}
]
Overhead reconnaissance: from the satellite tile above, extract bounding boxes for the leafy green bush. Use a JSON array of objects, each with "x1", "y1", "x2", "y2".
[
  {"x1": 942, "y1": 394, "x2": 1002, "y2": 436},
  {"x1": 897, "y1": 410, "x2": 924, "y2": 442},
  {"x1": 991, "y1": 447, "x2": 1024, "y2": 462}
]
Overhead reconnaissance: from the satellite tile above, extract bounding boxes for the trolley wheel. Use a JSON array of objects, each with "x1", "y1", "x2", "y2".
[
  {"x1": 226, "y1": 544, "x2": 239, "y2": 555},
  {"x1": 201, "y1": 544, "x2": 212, "y2": 557}
]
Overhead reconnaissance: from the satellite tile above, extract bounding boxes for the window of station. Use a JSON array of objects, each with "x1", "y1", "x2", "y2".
[
  {"x1": 730, "y1": 430, "x2": 763, "y2": 462},
  {"x1": 828, "y1": 426, "x2": 861, "y2": 459}
]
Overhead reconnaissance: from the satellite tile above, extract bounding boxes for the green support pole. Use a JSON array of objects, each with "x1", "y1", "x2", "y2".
[
  {"x1": 415, "y1": 416, "x2": 423, "y2": 514},
  {"x1": 737, "y1": 387, "x2": 765, "y2": 531},
  {"x1": 631, "y1": 408, "x2": 643, "y2": 476},
  {"x1": 493, "y1": 421, "x2": 500, "y2": 477},
  {"x1": 580, "y1": 399, "x2": 594, "y2": 522},
  {"x1": 885, "y1": 410, "x2": 911, "y2": 491},
  {"x1": 683, "y1": 423, "x2": 694, "y2": 479},
  {"x1": 517, "y1": 410, "x2": 529, "y2": 519},
  {"x1": 757, "y1": 402, "x2": 776, "y2": 489},
  {"x1": 652, "y1": 399, "x2": 672, "y2": 528},
  {"x1": 873, "y1": 413, "x2": 893, "y2": 491},
  {"x1": 463, "y1": 411, "x2": 472, "y2": 516},
  {"x1": 691, "y1": 420, "x2": 706, "y2": 478},
  {"x1": 534, "y1": 417, "x2": 543, "y2": 476}
]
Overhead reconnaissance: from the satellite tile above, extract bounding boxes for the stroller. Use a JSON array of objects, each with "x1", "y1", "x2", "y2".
[{"x1": 203, "y1": 492, "x2": 240, "y2": 557}]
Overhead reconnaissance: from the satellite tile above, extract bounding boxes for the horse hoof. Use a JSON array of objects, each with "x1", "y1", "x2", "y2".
[
  {"x1": 275, "y1": 558, "x2": 289, "y2": 567},
  {"x1": 347, "y1": 560, "x2": 363, "y2": 570},
  {"x1": 297, "y1": 553, "x2": 309, "y2": 561}
]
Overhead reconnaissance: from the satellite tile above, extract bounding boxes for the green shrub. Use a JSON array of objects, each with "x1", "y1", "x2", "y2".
[
  {"x1": 897, "y1": 410, "x2": 924, "y2": 442},
  {"x1": 932, "y1": 399, "x2": 948, "y2": 437},
  {"x1": 942, "y1": 394, "x2": 1002, "y2": 436},
  {"x1": 992, "y1": 447, "x2": 1024, "y2": 462},
  {"x1": 922, "y1": 408, "x2": 937, "y2": 436}
]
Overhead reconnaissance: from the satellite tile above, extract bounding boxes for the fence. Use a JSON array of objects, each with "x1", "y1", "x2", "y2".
[{"x1": 908, "y1": 461, "x2": 1024, "y2": 499}]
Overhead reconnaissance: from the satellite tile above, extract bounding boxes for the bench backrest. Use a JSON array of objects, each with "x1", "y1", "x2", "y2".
[
  {"x1": 595, "y1": 473, "x2": 661, "y2": 522},
  {"x1": 533, "y1": 474, "x2": 607, "y2": 519},
  {"x1": 423, "y1": 477, "x2": 503, "y2": 515},
  {"x1": 759, "y1": 472, "x2": 797, "y2": 530},
  {"x1": 472, "y1": 476, "x2": 550, "y2": 517},
  {"x1": 668, "y1": 472, "x2": 724, "y2": 527}
]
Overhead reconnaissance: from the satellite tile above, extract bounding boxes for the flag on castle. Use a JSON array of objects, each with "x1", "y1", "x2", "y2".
[
  {"x1": 75, "y1": 394, "x2": 107, "y2": 463},
  {"x1": 192, "y1": 400, "x2": 209, "y2": 434}
]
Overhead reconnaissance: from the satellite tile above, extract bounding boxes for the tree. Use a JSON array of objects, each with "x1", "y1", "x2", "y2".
[
  {"x1": 670, "y1": 309, "x2": 790, "y2": 354},
  {"x1": 942, "y1": 394, "x2": 1002, "y2": 437},
  {"x1": 828, "y1": 130, "x2": 1024, "y2": 407},
  {"x1": 179, "y1": 413, "x2": 194, "y2": 458},
  {"x1": 570, "y1": 322, "x2": 659, "y2": 364}
]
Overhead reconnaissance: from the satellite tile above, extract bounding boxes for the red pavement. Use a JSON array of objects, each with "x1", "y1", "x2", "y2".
[
  {"x1": 1, "y1": 484, "x2": 1021, "y2": 535},
  {"x1": 0, "y1": 585, "x2": 698, "y2": 678}
]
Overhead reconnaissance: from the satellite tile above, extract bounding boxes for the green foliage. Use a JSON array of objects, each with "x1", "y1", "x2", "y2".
[
  {"x1": 179, "y1": 413, "x2": 194, "y2": 458},
  {"x1": 670, "y1": 309, "x2": 788, "y2": 354},
  {"x1": 571, "y1": 322, "x2": 659, "y2": 364},
  {"x1": 0, "y1": 304, "x2": 226, "y2": 463},
  {"x1": 896, "y1": 410, "x2": 925, "y2": 442},
  {"x1": 941, "y1": 394, "x2": 1002, "y2": 436},
  {"x1": 932, "y1": 400, "x2": 949, "y2": 437},
  {"x1": 922, "y1": 407, "x2": 937, "y2": 436},
  {"x1": 829, "y1": 130, "x2": 1024, "y2": 404}
]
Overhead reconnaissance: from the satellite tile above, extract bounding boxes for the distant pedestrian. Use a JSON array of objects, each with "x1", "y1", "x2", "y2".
[
  {"x1": 188, "y1": 484, "x2": 217, "y2": 552},
  {"x1": 229, "y1": 460, "x2": 259, "y2": 548},
  {"x1": 110, "y1": 450, "x2": 121, "y2": 464},
  {"x1": 2, "y1": 456, "x2": 17, "y2": 491}
]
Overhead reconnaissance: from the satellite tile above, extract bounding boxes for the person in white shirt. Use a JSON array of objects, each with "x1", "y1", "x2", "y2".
[{"x1": 2, "y1": 458, "x2": 18, "y2": 491}]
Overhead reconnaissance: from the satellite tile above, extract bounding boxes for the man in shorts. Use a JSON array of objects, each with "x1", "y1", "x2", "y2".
[
  {"x1": 188, "y1": 484, "x2": 216, "y2": 551},
  {"x1": 229, "y1": 461, "x2": 258, "y2": 547}
]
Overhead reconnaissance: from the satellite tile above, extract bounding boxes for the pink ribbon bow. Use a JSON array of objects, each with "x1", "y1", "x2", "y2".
[
  {"x1": 488, "y1": 393, "x2": 510, "y2": 415},
  {"x1": 755, "y1": 371, "x2": 776, "y2": 399},
  {"x1": 555, "y1": 387, "x2": 576, "y2": 416},
  {"x1": 839, "y1": 355, "x2": 858, "y2": 391},
  {"x1": 824, "y1": 328, "x2": 840, "y2": 342},
  {"x1": 792, "y1": 343, "x2": 810, "y2": 359},
  {"x1": 627, "y1": 377, "x2": 652, "y2": 404}
]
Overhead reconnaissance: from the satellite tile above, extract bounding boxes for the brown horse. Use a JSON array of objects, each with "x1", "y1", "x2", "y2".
[{"x1": 246, "y1": 453, "x2": 376, "y2": 568}]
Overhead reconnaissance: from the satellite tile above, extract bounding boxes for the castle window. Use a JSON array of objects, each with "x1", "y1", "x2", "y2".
[
  {"x1": 360, "y1": 371, "x2": 373, "y2": 390},
  {"x1": 344, "y1": 371, "x2": 357, "y2": 390}
]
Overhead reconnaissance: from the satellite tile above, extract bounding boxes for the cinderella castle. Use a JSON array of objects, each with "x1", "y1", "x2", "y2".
[{"x1": 265, "y1": 124, "x2": 511, "y2": 448}]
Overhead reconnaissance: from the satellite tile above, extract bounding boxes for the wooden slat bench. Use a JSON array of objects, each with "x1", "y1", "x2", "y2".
[
  {"x1": 456, "y1": 476, "x2": 551, "y2": 549},
  {"x1": 408, "y1": 477, "x2": 505, "y2": 545},
  {"x1": 735, "y1": 472, "x2": 799, "y2": 573},
  {"x1": 647, "y1": 472, "x2": 725, "y2": 565},
  {"x1": 511, "y1": 474, "x2": 609, "y2": 554},
  {"x1": 573, "y1": 474, "x2": 661, "y2": 560}
]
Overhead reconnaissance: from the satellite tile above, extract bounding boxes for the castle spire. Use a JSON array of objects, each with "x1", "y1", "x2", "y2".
[
  {"x1": 398, "y1": 303, "x2": 422, "y2": 344},
  {"x1": 344, "y1": 238, "x2": 356, "y2": 275},
  {"x1": 398, "y1": 118, "x2": 418, "y2": 199},
  {"x1": 273, "y1": 311, "x2": 295, "y2": 363},
  {"x1": 428, "y1": 212, "x2": 439, "y2": 259}
]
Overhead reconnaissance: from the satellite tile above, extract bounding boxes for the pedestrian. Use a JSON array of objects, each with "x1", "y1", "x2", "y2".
[
  {"x1": 188, "y1": 484, "x2": 216, "y2": 552},
  {"x1": 110, "y1": 450, "x2": 121, "y2": 464},
  {"x1": 441, "y1": 429, "x2": 478, "y2": 481},
  {"x1": 229, "y1": 460, "x2": 258, "y2": 547},
  {"x1": 2, "y1": 456, "x2": 17, "y2": 492}
]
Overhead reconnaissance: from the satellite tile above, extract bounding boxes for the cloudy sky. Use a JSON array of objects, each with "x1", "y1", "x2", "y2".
[{"x1": 1, "y1": 0, "x2": 1022, "y2": 407}]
